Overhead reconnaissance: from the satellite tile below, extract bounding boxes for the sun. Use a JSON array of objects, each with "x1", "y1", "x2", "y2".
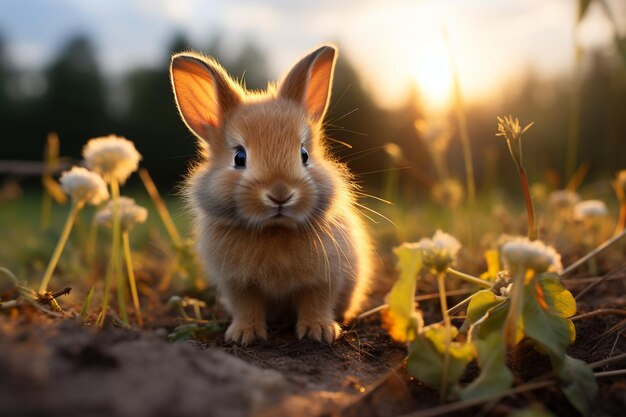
[{"x1": 412, "y1": 43, "x2": 454, "y2": 114}]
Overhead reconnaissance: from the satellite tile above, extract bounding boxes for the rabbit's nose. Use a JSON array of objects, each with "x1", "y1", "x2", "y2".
[
  {"x1": 268, "y1": 193, "x2": 294, "y2": 206},
  {"x1": 266, "y1": 183, "x2": 295, "y2": 206}
]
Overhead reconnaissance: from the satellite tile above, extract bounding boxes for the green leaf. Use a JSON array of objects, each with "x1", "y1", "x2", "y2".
[
  {"x1": 556, "y1": 355, "x2": 598, "y2": 416},
  {"x1": 458, "y1": 332, "x2": 513, "y2": 401},
  {"x1": 523, "y1": 274, "x2": 576, "y2": 357},
  {"x1": 534, "y1": 273, "x2": 576, "y2": 318},
  {"x1": 577, "y1": 0, "x2": 593, "y2": 23},
  {"x1": 80, "y1": 286, "x2": 95, "y2": 319},
  {"x1": 466, "y1": 289, "x2": 505, "y2": 324},
  {"x1": 383, "y1": 243, "x2": 424, "y2": 342},
  {"x1": 408, "y1": 324, "x2": 475, "y2": 396},
  {"x1": 466, "y1": 290, "x2": 520, "y2": 343}
]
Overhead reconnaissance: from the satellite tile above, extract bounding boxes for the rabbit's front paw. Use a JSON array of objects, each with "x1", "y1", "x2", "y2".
[
  {"x1": 296, "y1": 320, "x2": 341, "y2": 343},
  {"x1": 225, "y1": 321, "x2": 268, "y2": 345}
]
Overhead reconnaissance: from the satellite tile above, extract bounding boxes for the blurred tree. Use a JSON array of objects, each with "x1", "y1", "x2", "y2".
[
  {"x1": 230, "y1": 42, "x2": 269, "y2": 91},
  {"x1": 0, "y1": 35, "x2": 11, "y2": 132},
  {"x1": 40, "y1": 36, "x2": 110, "y2": 157},
  {"x1": 123, "y1": 33, "x2": 196, "y2": 187}
]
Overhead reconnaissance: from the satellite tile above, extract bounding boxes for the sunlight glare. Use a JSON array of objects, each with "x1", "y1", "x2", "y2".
[{"x1": 413, "y1": 43, "x2": 453, "y2": 114}]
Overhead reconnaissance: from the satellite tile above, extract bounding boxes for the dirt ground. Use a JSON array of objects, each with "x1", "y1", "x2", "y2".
[{"x1": 1, "y1": 269, "x2": 625, "y2": 417}]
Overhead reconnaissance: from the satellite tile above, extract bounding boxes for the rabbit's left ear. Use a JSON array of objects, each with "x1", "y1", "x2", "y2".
[{"x1": 278, "y1": 45, "x2": 337, "y2": 123}]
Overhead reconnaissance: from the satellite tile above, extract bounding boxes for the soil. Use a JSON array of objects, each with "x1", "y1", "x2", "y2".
[{"x1": 1, "y1": 266, "x2": 625, "y2": 417}]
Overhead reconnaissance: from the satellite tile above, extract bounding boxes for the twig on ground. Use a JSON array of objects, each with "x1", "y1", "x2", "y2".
[
  {"x1": 574, "y1": 266, "x2": 626, "y2": 300},
  {"x1": 571, "y1": 309, "x2": 626, "y2": 322}
]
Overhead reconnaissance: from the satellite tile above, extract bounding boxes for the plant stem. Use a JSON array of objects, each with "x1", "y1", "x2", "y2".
[
  {"x1": 110, "y1": 178, "x2": 128, "y2": 324},
  {"x1": 437, "y1": 272, "x2": 452, "y2": 403},
  {"x1": 356, "y1": 289, "x2": 475, "y2": 321},
  {"x1": 38, "y1": 200, "x2": 83, "y2": 293},
  {"x1": 139, "y1": 168, "x2": 182, "y2": 247},
  {"x1": 97, "y1": 245, "x2": 115, "y2": 327},
  {"x1": 614, "y1": 202, "x2": 626, "y2": 237},
  {"x1": 565, "y1": 34, "x2": 582, "y2": 182},
  {"x1": 98, "y1": 178, "x2": 128, "y2": 326},
  {"x1": 442, "y1": 26, "x2": 475, "y2": 243},
  {"x1": 122, "y1": 229, "x2": 143, "y2": 327},
  {"x1": 503, "y1": 270, "x2": 525, "y2": 347},
  {"x1": 446, "y1": 268, "x2": 493, "y2": 288},
  {"x1": 518, "y1": 166, "x2": 536, "y2": 240}
]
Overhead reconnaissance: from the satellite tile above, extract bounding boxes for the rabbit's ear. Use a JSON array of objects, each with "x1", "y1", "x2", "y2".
[
  {"x1": 170, "y1": 53, "x2": 241, "y2": 142},
  {"x1": 278, "y1": 45, "x2": 337, "y2": 123}
]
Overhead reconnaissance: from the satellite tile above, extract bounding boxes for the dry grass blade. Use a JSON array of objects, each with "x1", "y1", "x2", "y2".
[
  {"x1": 562, "y1": 229, "x2": 626, "y2": 276},
  {"x1": 574, "y1": 265, "x2": 626, "y2": 300}
]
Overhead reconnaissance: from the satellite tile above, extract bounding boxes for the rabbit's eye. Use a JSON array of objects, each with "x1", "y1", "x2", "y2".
[
  {"x1": 301, "y1": 146, "x2": 309, "y2": 165},
  {"x1": 234, "y1": 147, "x2": 246, "y2": 168}
]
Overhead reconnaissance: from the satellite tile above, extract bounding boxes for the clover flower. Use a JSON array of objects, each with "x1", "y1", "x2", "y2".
[
  {"x1": 417, "y1": 230, "x2": 462, "y2": 273},
  {"x1": 573, "y1": 200, "x2": 608, "y2": 221},
  {"x1": 59, "y1": 166, "x2": 109, "y2": 205},
  {"x1": 96, "y1": 197, "x2": 148, "y2": 230},
  {"x1": 83, "y1": 135, "x2": 142, "y2": 184},
  {"x1": 500, "y1": 237, "x2": 563, "y2": 275}
]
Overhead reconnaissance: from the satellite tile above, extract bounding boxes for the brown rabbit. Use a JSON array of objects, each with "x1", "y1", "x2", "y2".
[{"x1": 170, "y1": 45, "x2": 372, "y2": 344}]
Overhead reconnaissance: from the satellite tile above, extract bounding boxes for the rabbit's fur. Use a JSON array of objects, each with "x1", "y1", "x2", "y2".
[{"x1": 170, "y1": 45, "x2": 372, "y2": 344}]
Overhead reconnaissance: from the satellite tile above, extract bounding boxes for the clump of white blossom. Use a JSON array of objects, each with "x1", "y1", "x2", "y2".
[
  {"x1": 500, "y1": 236, "x2": 563, "y2": 275},
  {"x1": 96, "y1": 197, "x2": 148, "y2": 230},
  {"x1": 83, "y1": 135, "x2": 142, "y2": 184},
  {"x1": 59, "y1": 166, "x2": 109, "y2": 205},
  {"x1": 417, "y1": 230, "x2": 462, "y2": 273},
  {"x1": 574, "y1": 200, "x2": 608, "y2": 221}
]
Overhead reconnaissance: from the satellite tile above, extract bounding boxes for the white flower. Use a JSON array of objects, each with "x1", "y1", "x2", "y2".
[
  {"x1": 417, "y1": 230, "x2": 462, "y2": 273},
  {"x1": 500, "y1": 237, "x2": 563, "y2": 275},
  {"x1": 574, "y1": 200, "x2": 608, "y2": 221},
  {"x1": 59, "y1": 166, "x2": 109, "y2": 205},
  {"x1": 548, "y1": 190, "x2": 581, "y2": 211},
  {"x1": 82, "y1": 135, "x2": 142, "y2": 184},
  {"x1": 96, "y1": 197, "x2": 148, "y2": 229}
]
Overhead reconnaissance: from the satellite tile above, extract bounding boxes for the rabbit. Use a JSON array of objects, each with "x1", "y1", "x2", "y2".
[{"x1": 170, "y1": 45, "x2": 372, "y2": 345}]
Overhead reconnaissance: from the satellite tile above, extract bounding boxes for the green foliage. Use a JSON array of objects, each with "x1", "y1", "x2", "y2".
[
  {"x1": 457, "y1": 332, "x2": 513, "y2": 401},
  {"x1": 465, "y1": 273, "x2": 596, "y2": 413},
  {"x1": 467, "y1": 273, "x2": 576, "y2": 344},
  {"x1": 407, "y1": 325, "x2": 475, "y2": 397},
  {"x1": 557, "y1": 355, "x2": 598, "y2": 416},
  {"x1": 466, "y1": 289, "x2": 517, "y2": 342},
  {"x1": 80, "y1": 286, "x2": 95, "y2": 319},
  {"x1": 382, "y1": 243, "x2": 424, "y2": 342},
  {"x1": 167, "y1": 322, "x2": 221, "y2": 342}
]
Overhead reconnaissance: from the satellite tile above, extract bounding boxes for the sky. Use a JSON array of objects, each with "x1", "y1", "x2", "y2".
[{"x1": 0, "y1": 0, "x2": 623, "y2": 112}]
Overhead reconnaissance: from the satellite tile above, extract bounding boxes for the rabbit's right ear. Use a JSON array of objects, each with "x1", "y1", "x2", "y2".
[{"x1": 170, "y1": 53, "x2": 241, "y2": 142}]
